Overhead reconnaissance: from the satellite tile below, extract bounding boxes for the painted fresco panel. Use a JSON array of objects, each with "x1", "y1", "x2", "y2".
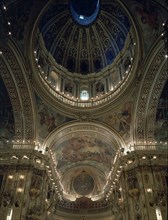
[
  {"x1": 128, "y1": 0, "x2": 167, "y2": 53},
  {"x1": 100, "y1": 101, "x2": 133, "y2": 145},
  {"x1": 53, "y1": 136, "x2": 116, "y2": 174},
  {"x1": 35, "y1": 94, "x2": 73, "y2": 143}
]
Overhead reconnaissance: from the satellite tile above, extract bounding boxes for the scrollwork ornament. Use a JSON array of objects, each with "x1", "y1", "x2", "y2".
[{"x1": 0, "y1": 191, "x2": 13, "y2": 207}]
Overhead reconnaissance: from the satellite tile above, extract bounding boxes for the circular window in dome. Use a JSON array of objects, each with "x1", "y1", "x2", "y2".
[{"x1": 70, "y1": 0, "x2": 100, "y2": 26}]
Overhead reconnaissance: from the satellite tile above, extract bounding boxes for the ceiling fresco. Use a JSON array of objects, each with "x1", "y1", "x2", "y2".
[
  {"x1": 0, "y1": 0, "x2": 167, "y2": 215},
  {"x1": 52, "y1": 135, "x2": 116, "y2": 175},
  {"x1": 99, "y1": 101, "x2": 133, "y2": 145},
  {"x1": 47, "y1": 123, "x2": 120, "y2": 201},
  {"x1": 38, "y1": 0, "x2": 131, "y2": 74},
  {"x1": 129, "y1": 0, "x2": 165, "y2": 53},
  {"x1": 35, "y1": 94, "x2": 74, "y2": 143}
]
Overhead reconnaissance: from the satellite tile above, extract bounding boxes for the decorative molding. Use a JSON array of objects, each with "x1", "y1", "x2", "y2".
[
  {"x1": 0, "y1": 55, "x2": 22, "y2": 141},
  {"x1": 0, "y1": 45, "x2": 34, "y2": 142},
  {"x1": 136, "y1": 46, "x2": 167, "y2": 143},
  {"x1": 146, "y1": 64, "x2": 167, "y2": 142}
]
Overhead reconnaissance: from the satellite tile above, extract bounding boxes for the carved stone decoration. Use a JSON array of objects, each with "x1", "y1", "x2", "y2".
[
  {"x1": 135, "y1": 46, "x2": 167, "y2": 143},
  {"x1": 144, "y1": 174, "x2": 149, "y2": 183},
  {"x1": 128, "y1": 188, "x2": 140, "y2": 200},
  {"x1": 29, "y1": 174, "x2": 42, "y2": 198},
  {"x1": 0, "y1": 191, "x2": 12, "y2": 207},
  {"x1": 127, "y1": 171, "x2": 140, "y2": 200},
  {"x1": 146, "y1": 64, "x2": 167, "y2": 142},
  {"x1": 26, "y1": 206, "x2": 41, "y2": 220},
  {"x1": 0, "y1": 44, "x2": 34, "y2": 142},
  {"x1": 0, "y1": 57, "x2": 22, "y2": 141},
  {"x1": 58, "y1": 197, "x2": 109, "y2": 210}
]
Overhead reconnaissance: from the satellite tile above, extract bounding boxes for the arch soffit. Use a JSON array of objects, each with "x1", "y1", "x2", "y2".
[
  {"x1": 134, "y1": 40, "x2": 167, "y2": 144},
  {"x1": 0, "y1": 41, "x2": 35, "y2": 143}
]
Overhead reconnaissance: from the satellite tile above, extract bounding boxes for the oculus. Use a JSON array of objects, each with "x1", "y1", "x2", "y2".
[{"x1": 70, "y1": 0, "x2": 100, "y2": 26}]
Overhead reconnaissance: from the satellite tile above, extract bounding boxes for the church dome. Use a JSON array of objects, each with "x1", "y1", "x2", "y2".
[
  {"x1": 32, "y1": 0, "x2": 139, "y2": 108},
  {"x1": 37, "y1": 0, "x2": 132, "y2": 74}
]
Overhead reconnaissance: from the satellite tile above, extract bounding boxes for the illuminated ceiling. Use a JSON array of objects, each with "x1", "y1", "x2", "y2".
[
  {"x1": 45, "y1": 123, "x2": 123, "y2": 202},
  {"x1": 0, "y1": 0, "x2": 167, "y2": 215}
]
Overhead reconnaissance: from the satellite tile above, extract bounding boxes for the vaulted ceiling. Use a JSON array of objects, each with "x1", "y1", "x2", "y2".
[{"x1": 0, "y1": 0, "x2": 167, "y2": 216}]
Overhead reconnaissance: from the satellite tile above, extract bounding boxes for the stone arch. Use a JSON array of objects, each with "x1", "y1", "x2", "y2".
[
  {"x1": 134, "y1": 40, "x2": 167, "y2": 144},
  {"x1": 0, "y1": 41, "x2": 35, "y2": 145},
  {"x1": 43, "y1": 121, "x2": 126, "y2": 151},
  {"x1": 42, "y1": 121, "x2": 126, "y2": 201}
]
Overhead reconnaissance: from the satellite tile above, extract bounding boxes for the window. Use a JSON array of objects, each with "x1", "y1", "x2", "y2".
[
  {"x1": 70, "y1": 0, "x2": 100, "y2": 26},
  {"x1": 80, "y1": 90, "x2": 89, "y2": 100}
]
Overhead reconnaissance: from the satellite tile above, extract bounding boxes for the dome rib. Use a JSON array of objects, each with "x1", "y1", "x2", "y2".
[
  {"x1": 40, "y1": 8, "x2": 69, "y2": 37},
  {"x1": 50, "y1": 12, "x2": 72, "y2": 55},
  {"x1": 90, "y1": 26, "x2": 107, "y2": 72},
  {"x1": 96, "y1": 19, "x2": 119, "y2": 64},
  {"x1": 51, "y1": 19, "x2": 75, "y2": 65}
]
